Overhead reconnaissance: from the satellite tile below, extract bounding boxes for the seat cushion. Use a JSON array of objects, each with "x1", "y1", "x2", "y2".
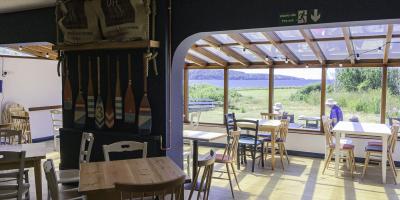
[
  {"x1": 239, "y1": 137, "x2": 261, "y2": 145},
  {"x1": 258, "y1": 133, "x2": 271, "y2": 138},
  {"x1": 329, "y1": 143, "x2": 355, "y2": 150},
  {"x1": 365, "y1": 145, "x2": 383, "y2": 152},
  {"x1": 262, "y1": 137, "x2": 285, "y2": 142},
  {"x1": 215, "y1": 153, "x2": 232, "y2": 163},
  {"x1": 367, "y1": 141, "x2": 382, "y2": 146}
]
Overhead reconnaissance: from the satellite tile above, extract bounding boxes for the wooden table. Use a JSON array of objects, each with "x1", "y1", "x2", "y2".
[
  {"x1": 183, "y1": 130, "x2": 226, "y2": 179},
  {"x1": 237, "y1": 119, "x2": 281, "y2": 170},
  {"x1": 79, "y1": 157, "x2": 185, "y2": 199},
  {"x1": 0, "y1": 143, "x2": 46, "y2": 200},
  {"x1": 332, "y1": 122, "x2": 391, "y2": 183},
  {"x1": 298, "y1": 116, "x2": 320, "y2": 129}
]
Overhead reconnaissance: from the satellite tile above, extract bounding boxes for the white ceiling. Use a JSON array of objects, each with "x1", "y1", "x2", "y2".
[{"x1": 0, "y1": 0, "x2": 55, "y2": 13}]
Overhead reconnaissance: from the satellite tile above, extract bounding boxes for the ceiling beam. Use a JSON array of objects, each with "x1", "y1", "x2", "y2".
[
  {"x1": 383, "y1": 24, "x2": 394, "y2": 65},
  {"x1": 190, "y1": 47, "x2": 228, "y2": 67},
  {"x1": 342, "y1": 27, "x2": 356, "y2": 64},
  {"x1": 185, "y1": 54, "x2": 208, "y2": 66},
  {"x1": 203, "y1": 36, "x2": 250, "y2": 66},
  {"x1": 7, "y1": 45, "x2": 57, "y2": 60},
  {"x1": 300, "y1": 29, "x2": 326, "y2": 64},
  {"x1": 228, "y1": 33, "x2": 272, "y2": 65},
  {"x1": 262, "y1": 32, "x2": 299, "y2": 65}
]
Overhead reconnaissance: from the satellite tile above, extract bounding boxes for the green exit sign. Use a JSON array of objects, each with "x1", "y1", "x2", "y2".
[{"x1": 279, "y1": 9, "x2": 321, "y2": 25}]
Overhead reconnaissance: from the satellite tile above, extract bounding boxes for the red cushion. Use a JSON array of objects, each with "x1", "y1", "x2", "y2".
[
  {"x1": 330, "y1": 143, "x2": 354, "y2": 150},
  {"x1": 215, "y1": 153, "x2": 232, "y2": 163},
  {"x1": 367, "y1": 141, "x2": 382, "y2": 146}
]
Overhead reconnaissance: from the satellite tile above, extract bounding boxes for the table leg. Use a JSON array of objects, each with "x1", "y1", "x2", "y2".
[
  {"x1": 192, "y1": 140, "x2": 198, "y2": 180},
  {"x1": 34, "y1": 160, "x2": 43, "y2": 200},
  {"x1": 382, "y1": 135, "x2": 388, "y2": 184},
  {"x1": 271, "y1": 129, "x2": 275, "y2": 170},
  {"x1": 334, "y1": 131, "x2": 340, "y2": 177}
]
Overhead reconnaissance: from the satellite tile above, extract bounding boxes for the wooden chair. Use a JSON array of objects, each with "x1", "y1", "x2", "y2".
[
  {"x1": 58, "y1": 132, "x2": 94, "y2": 184},
  {"x1": 115, "y1": 175, "x2": 185, "y2": 200},
  {"x1": 183, "y1": 139, "x2": 193, "y2": 176},
  {"x1": 260, "y1": 112, "x2": 281, "y2": 120},
  {"x1": 103, "y1": 141, "x2": 147, "y2": 161},
  {"x1": 0, "y1": 151, "x2": 30, "y2": 200},
  {"x1": 263, "y1": 119, "x2": 290, "y2": 170},
  {"x1": 224, "y1": 113, "x2": 237, "y2": 134},
  {"x1": 43, "y1": 159, "x2": 86, "y2": 200},
  {"x1": 50, "y1": 109, "x2": 63, "y2": 150},
  {"x1": 362, "y1": 124, "x2": 399, "y2": 184},
  {"x1": 235, "y1": 119, "x2": 264, "y2": 172},
  {"x1": 11, "y1": 115, "x2": 31, "y2": 143},
  {"x1": 0, "y1": 129, "x2": 22, "y2": 145},
  {"x1": 213, "y1": 130, "x2": 241, "y2": 198},
  {"x1": 188, "y1": 150, "x2": 216, "y2": 200},
  {"x1": 321, "y1": 116, "x2": 356, "y2": 177}
]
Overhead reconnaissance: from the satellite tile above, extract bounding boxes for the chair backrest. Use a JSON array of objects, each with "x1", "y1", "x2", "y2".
[
  {"x1": 43, "y1": 159, "x2": 60, "y2": 200},
  {"x1": 224, "y1": 113, "x2": 237, "y2": 134},
  {"x1": 322, "y1": 116, "x2": 334, "y2": 147},
  {"x1": 260, "y1": 112, "x2": 280, "y2": 120},
  {"x1": 115, "y1": 175, "x2": 186, "y2": 200},
  {"x1": 279, "y1": 119, "x2": 290, "y2": 141},
  {"x1": 235, "y1": 119, "x2": 260, "y2": 144},
  {"x1": 79, "y1": 132, "x2": 94, "y2": 163},
  {"x1": 11, "y1": 115, "x2": 31, "y2": 143},
  {"x1": 0, "y1": 129, "x2": 22, "y2": 144},
  {"x1": 221, "y1": 130, "x2": 240, "y2": 161},
  {"x1": 389, "y1": 124, "x2": 399, "y2": 153},
  {"x1": 50, "y1": 109, "x2": 63, "y2": 131},
  {"x1": 103, "y1": 141, "x2": 148, "y2": 161},
  {"x1": 0, "y1": 151, "x2": 26, "y2": 200},
  {"x1": 189, "y1": 150, "x2": 216, "y2": 200}
]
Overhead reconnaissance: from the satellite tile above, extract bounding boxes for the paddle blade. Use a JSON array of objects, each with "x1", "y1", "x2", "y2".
[
  {"x1": 87, "y1": 95, "x2": 95, "y2": 118},
  {"x1": 115, "y1": 97, "x2": 123, "y2": 120},
  {"x1": 138, "y1": 94, "x2": 151, "y2": 133},
  {"x1": 95, "y1": 97, "x2": 105, "y2": 129},
  {"x1": 63, "y1": 79, "x2": 73, "y2": 110},
  {"x1": 74, "y1": 94, "x2": 86, "y2": 128},
  {"x1": 105, "y1": 96, "x2": 115, "y2": 128},
  {"x1": 124, "y1": 85, "x2": 136, "y2": 124}
]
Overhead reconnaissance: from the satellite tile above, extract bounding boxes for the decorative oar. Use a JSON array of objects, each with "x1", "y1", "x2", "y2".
[
  {"x1": 105, "y1": 56, "x2": 115, "y2": 128},
  {"x1": 63, "y1": 56, "x2": 72, "y2": 110},
  {"x1": 95, "y1": 57, "x2": 105, "y2": 129},
  {"x1": 115, "y1": 57, "x2": 123, "y2": 120},
  {"x1": 87, "y1": 58, "x2": 95, "y2": 118},
  {"x1": 138, "y1": 53, "x2": 152, "y2": 134},
  {"x1": 74, "y1": 55, "x2": 86, "y2": 127},
  {"x1": 124, "y1": 54, "x2": 136, "y2": 124}
]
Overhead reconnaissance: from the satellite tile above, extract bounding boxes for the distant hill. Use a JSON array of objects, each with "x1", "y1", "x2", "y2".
[{"x1": 188, "y1": 69, "x2": 305, "y2": 80}]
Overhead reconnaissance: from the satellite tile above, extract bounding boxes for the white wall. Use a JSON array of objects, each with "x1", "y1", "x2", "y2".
[{"x1": 0, "y1": 57, "x2": 61, "y2": 140}]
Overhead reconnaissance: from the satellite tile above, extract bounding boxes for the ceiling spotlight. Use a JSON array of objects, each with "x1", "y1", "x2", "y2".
[
  {"x1": 285, "y1": 58, "x2": 289, "y2": 64},
  {"x1": 265, "y1": 57, "x2": 269, "y2": 61},
  {"x1": 355, "y1": 53, "x2": 360, "y2": 60},
  {"x1": 243, "y1": 48, "x2": 247, "y2": 52},
  {"x1": 45, "y1": 53, "x2": 50, "y2": 58},
  {"x1": 18, "y1": 46, "x2": 22, "y2": 51},
  {"x1": 305, "y1": 64, "x2": 309, "y2": 68},
  {"x1": 339, "y1": 63, "x2": 343, "y2": 67},
  {"x1": 377, "y1": 46, "x2": 382, "y2": 53}
]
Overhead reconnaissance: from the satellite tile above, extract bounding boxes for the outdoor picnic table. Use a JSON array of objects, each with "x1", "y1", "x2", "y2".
[{"x1": 298, "y1": 116, "x2": 320, "y2": 129}]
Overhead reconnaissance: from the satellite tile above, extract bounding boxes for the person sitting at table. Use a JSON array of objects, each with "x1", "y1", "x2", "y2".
[{"x1": 326, "y1": 98, "x2": 343, "y2": 126}]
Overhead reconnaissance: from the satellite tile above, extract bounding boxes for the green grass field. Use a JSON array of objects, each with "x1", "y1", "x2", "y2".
[{"x1": 192, "y1": 87, "x2": 399, "y2": 125}]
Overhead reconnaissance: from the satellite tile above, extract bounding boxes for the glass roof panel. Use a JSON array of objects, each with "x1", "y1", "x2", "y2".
[
  {"x1": 350, "y1": 25, "x2": 387, "y2": 37},
  {"x1": 187, "y1": 49, "x2": 215, "y2": 63},
  {"x1": 256, "y1": 44, "x2": 285, "y2": 61},
  {"x1": 203, "y1": 47, "x2": 237, "y2": 62},
  {"x1": 195, "y1": 39, "x2": 209, "y2": 45},
  {"x1": 393, "y1": 24, "x2": 400, "y2": 34},
  {"x1": 353, "y1": 39, "x2": 385, "y2": 59},
  {"x1": 275, "y1": 30, "x2": 303, "y2": 41},
  {"x1": 318, "y1": 41, "x2": 348, "y2": 60},
  {"x1": 286, "y1": 42, "x2": 317, "y2": 60},
  {"x1": 389, "y1": 38, "x2": 400, "y2": 59},
  {"x1": 242, "y1": 32, "x2": 267, "y2": 42},
  {"x1": 211, "y1": 34, "x2": 236, "y2": 44},
  {"x1": 310, "y1": 28, "x2": 343, "y2": 39},
  {"x1": 229, "y1": 45, "x2": 262, "y2": 62},
  {"x1": 0, "y1": 47, "x2": 34, "y2": 57}
]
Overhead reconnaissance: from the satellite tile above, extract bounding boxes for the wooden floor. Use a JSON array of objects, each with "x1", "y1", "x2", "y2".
[{"x1": 2, "y1": 140, "x2": 399, "y2": 200}]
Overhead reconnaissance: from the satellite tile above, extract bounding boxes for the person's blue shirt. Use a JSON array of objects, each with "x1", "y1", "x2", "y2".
[{"x1": 330, "y1": 105, "x2": 343, "y2": 126}]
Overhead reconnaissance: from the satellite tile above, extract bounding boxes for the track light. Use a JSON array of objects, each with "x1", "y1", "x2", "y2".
[
  {"x1": 285, "y1": 58, "x2": 289, "y2": 64},
  {"x1": 18, "y1": 46, "x2": 22, "y2": 51},
  {"x1": 339, "y1": 63, "x2": 343, "y2": 67},
  {"x1": 45, "y1": 53, "x2": 49, "y2": 58},
  {"x1": 265, "y1": 57, "x2": 269, "y2": 61},
  {"x1": 305, "y1": 64, "x2": 309, "y2": 68},
  {"x1": 243, "y1": 48, "x2": 247, "y2": 52},
  {"x1": 356, "y1": 53, "x2": 360, "y2": 60},
  {"x1": 377, "y1": 46, "x2": 382, "y2": 53}
]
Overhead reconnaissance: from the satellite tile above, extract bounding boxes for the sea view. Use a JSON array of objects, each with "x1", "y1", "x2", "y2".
[{"x1": 189, "y1": 79, "x2": 334, "y2": 89}]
